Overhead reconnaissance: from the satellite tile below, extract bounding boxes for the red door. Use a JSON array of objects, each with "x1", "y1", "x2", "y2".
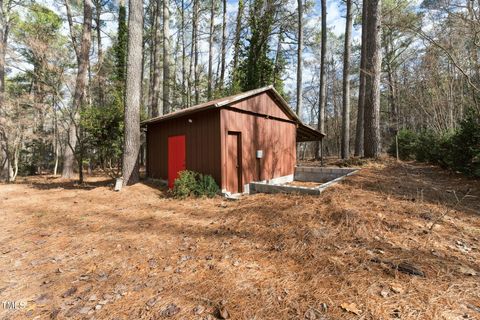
[{"x1": 168, "y1": 135, "x2": 186, "y2": 188}]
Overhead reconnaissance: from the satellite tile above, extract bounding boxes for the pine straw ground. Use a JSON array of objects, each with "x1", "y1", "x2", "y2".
[{"x1": 0, "y1": 159, "x2": 479, "y2": 320}]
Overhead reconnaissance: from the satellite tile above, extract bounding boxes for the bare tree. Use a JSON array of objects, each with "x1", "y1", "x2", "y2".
[
  {"x1": 122, "y1": 0, "x2": 143, "y2": 185},
  {"x1": 231, "y1": 0, "x2": 244, "y2": 88},
  {"x1": 192, "y1": 0, "x2": 199, "y2": 104},
  {"x1": 63, "y1": 0, "x2": 93, "y2": 181},
  {"x1": 273, "y1": 25, "x2": 284, "y2": 87},
  {"x1": 0, "y1": 0, "x2": 12, "y2": 180},
  {"x1": 355, "y1": 0, "x2": 367, "y2": 157},
  {"x1": 93, "y1": 0, "x2": 105, "y2": 107},
  {"x1": 163, "y1": 0, "x2": 171, "y2": 113},
  {"x1": 341, "y1": 0, "x2": 352, "y2": 159},
  {"x1": 207, "y1": 0, "x2": 215, "y2": 99},
  {"x1": 151, "y1": 0, "x2": 162, "y2": 116},
  {"x1": 316, "y1": 0, "x2": 327, "y2": 160},
  {"x1": 219, "y1": 0, "x2": 227, "y2": 91},
  {"x1": 180, "y1": 0, "x2": 187, "y2": 106},
  {"x1": 296, "y1": 0, "x2": 303, "y2": 117},
  {"x1": 363, "y1": 0, "x2": 382, "y2": 158},
  {"x1": 0, "y1": 0, "x2": 8, "y2": 106}
]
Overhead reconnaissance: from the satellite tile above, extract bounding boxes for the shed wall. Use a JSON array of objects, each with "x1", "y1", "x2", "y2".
[
  {"x1": 220, "y1": 108, "x2": 296, "y2": 191},
  {"x1": 146, "y1": 109, "x2": 221, "y2": 183}
]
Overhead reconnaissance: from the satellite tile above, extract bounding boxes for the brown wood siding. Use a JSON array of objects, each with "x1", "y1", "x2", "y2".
[
  {"x1": 220, "y1": 108, "x2": 296, "y2": 191},
  {"x1": 146, "y1": 109, "x2": 221, "y2": 184},
  {"x1": 229, "y1": 91, "x2": 291, "y2": 120}
]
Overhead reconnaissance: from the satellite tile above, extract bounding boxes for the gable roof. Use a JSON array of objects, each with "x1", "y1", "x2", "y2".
[{"x1": 142, "y1": 85, "x2": 325, "y2": 141}]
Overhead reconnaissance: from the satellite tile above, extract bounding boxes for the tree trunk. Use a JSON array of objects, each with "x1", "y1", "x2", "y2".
[
  {"x1": 1, "y1": 146, "x2": 13, "y2": 182},
  {"x1": 0, "y1": 0, "x2": 9, "y2": 180},
  {"x1": 62, "y1": 124, "x2": 76, "y2": 178},
  {"x1": 467, "y1": 0, "x2": 480, "y2": 111},
  {"x1": 151, "y1": 0, "x2": 162, "y2": 116},
  {"x1": 5, "y1": 142, "x2": 11, "y2": 182},
  {"x1": 115, "y1": 0, "x2": 127, "y2": 87},
  {"x1": 207, "y1": 0, "x2": 215, "y2": 99},
  {"x1": 354, "y1": 0, "x2": 367, "y2": 157},
  {"x1": 341, "y1": 0, "x2": 352, "y2": 160},
  {"x1": 385, "y1": 48, "x2": 398, "y2": 131},
  {"x1": 315, "y1": 0, "x2": 327, "y2": 160},
  {"x1": 147, "y1": 0, "x2": 157, "y2": 116},
  {"x1": 180, "y1": 0, "x2": 187, "y2": 106},
  {"x1": 12, "y1": 145, "x2": 18, "y2": 181},
  {"x1": 0, "y1": 5, "x2": 6, "y2": 109},
  {"x1": 163, "y1": 0, "x2": 170, "y2": 114},
  {"x1": 363, "y1": 0, "x2": 382, "y2": 158},
  {"x1": 188, "y1": 0, "x2": 195, "y2": 106},
  {"x1": 63, "y1": 0, "x2": 93, "y2": 181},
  {"x1": 122, "y1": 0, "x2": 143, "y2": 186},
  {"x1": 193, "y1": 0, "x2": 199, "y2": 104},
  {"x1": 219, "y1": 0, "x2": 227, "y2": 91},
  {"x1": 296, "y1": 0, "x2": 303, "y2": 117},
  {"x1": 52, "y1": 96, "x2": 59, "y2": 176},
  {"x1": 273, "y1": 26, "x2": 284, "y2": 87},
  {"x1": 94, "y1": 0, "x2": 105, "y2": 107},
  {"x1": 231, "y1": 0, "x2": 244, "y2": 88}
]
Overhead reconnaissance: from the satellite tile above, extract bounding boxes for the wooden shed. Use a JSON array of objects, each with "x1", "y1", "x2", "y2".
[{"x1": 142, "y1": 86, "x2": 324, "y2": 194}]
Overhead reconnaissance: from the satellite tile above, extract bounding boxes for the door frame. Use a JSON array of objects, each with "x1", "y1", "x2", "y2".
[{"x1": 227, "y1": 131, "x2": 242, "y2": 193}]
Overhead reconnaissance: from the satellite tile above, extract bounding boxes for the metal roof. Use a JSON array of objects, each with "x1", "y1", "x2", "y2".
[{"x1": 142, "y1": 85, "x2": 325, "y2": 141}]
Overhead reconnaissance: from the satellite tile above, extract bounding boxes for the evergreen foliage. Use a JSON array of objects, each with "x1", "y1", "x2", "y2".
[
  {"x1": 81, "y1": 102, "x2": 124, "y2": 175},
  {"x1": 114, "y1": 3, "x2": 128, "y2": 86},
  {"x1": 235, "y1": 0, "x2": 286, "y2": 96},
  {"x1": 389, "y1": 111, "x2": 480, "y2": 177},
  {"x1": 172, "y1": 170, "x2": 220, "y2": 198},
  {"x1": 173, "y1": 170, "x2": 199, "y2": 198}
]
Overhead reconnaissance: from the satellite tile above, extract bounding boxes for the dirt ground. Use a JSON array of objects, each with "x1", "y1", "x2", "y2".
[
  {"x1": 0, "y1": 159, "x2": 479, "y2": 320},
  {"x1": 284, "y1": 181, "x2": 325, "y2": 188}
]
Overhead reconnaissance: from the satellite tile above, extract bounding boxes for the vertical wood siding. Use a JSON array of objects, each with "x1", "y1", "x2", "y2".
[
  {"x1": 220, "y1": 109, "x2": 296, "y2": 191},
  {"x1": 147, "y1": 109, "x2": 221, "y2": 183}
]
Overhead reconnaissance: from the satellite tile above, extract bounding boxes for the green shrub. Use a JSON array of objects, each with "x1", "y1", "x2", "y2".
[
  {"x1": 388, "y1": 129, "x2": 418, "y2": 160},
  {"x1": 388, "y1": 110, "x2": 480, "y2": 178},
  {"x1": 196, "y1": 174, "x2": 220, "y2": 197},
  {"x1": 172, "y1": 170, "x2": 198, "y2": 198},
  {"x1": 445, "y1": 112, "x2": 480, "y2": 177},
  {"x1": 414, "y1": 130, "x2": 445, "y2": 163},
  {"x1": 172, "y1": 170, "x2": 220, "y2": 198}
]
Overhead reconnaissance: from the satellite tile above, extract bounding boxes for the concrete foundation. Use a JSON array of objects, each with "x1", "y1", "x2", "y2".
[
  {"x1": 294, "y1": 167, "x2": 357, "y2": 182},
  {"x1": 249, "y1": 166, "x2": 359, "y2": 195}
]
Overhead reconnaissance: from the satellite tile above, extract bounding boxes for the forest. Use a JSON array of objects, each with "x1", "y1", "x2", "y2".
[
  {"x1": 1, "y1": 1, "x2": 480, "y2": 319},
  {"x1": 0, "y1": 0, "x2": 478, "y2": 184}
]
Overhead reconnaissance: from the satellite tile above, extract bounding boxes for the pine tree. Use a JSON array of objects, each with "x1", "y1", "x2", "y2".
[
  {"x1": 237, "y1": 0, "x2": 280, "y2": 92},
  {"x1": 114, "y1": 0, "x2": 127, "y2": 88},
  {"x1": 341, "y1": 0, "x2": 352, "y2": 159},
  {"x1": 230, "y1": 0, "x2": 244, "y2": 92},
  {"x1": 355, "y1": 0, "x2": 367, "y2": 157},
  {"x1": 363, "y1": 0, "x2": 382, "y2": 158},
  {"x1": 122, "y1": 0, "x2": 143, "y2": 185},
  {"x1": 296, "y1": 0, "x2": 303, "y2": 117}
]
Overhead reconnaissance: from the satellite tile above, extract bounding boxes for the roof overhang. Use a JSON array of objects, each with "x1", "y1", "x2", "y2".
[{"x1": 297, "y1": 123, "x2": 325, "y2": 142}]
